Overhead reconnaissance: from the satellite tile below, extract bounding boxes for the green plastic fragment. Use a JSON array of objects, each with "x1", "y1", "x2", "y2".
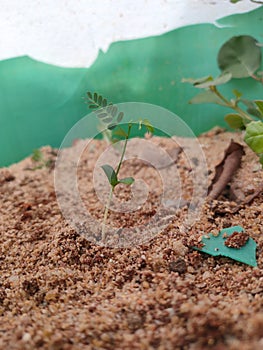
[{"x1": 193, "y1": 226, "x2": 257, "y2": 267}]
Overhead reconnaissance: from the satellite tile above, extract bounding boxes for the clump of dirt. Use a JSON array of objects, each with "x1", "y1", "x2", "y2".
[
  {"x1": 0, "y1": 130, "x2": 262, "y2": 350},
  {"x1": 224, "y1": 231, "x2": 249, "y2": 249}
]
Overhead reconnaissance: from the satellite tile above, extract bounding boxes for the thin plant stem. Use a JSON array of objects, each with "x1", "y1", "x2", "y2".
[
  {"x1": 101, "y1": 123, "x2": 132, "y2": 241},
  {"x1": 115, "y1": 124, "x2": 132, "y2": 176},
  {"x1": 250, "y1": 73, "x2": 263, "y2": 84},
  {"x1": 101, "y1": 185, "x2": 114, "y2": 241},
  {"x1": 210, "y1": 86, "x2": 254, "y2": 122}
]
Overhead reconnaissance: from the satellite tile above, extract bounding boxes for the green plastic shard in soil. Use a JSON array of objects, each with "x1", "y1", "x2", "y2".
[{"x1": 193, "y1": 226, "x2": 257, "y2": 267}]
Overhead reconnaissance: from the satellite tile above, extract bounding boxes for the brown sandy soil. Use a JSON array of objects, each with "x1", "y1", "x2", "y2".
[{"x1": 0, "y1": 130, "x2": 262, "y2": 350}]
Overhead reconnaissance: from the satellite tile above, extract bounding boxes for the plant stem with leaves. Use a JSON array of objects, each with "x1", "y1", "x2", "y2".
[
  {"x1": 86, "y1": 92, "x2": 153, "y2": 241},
  {"x1": 100, "y1": 123, "x2": 133, "y2": 241},
  {"x1": 183, "y1": 34, "x2": 263, "y2": 167}
]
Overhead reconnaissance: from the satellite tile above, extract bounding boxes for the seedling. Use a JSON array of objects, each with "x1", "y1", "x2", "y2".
[
  {"x1": 30, "y1": 149, "x2": 53, "y2": 170},
  {"x1": 183, "y1": 35, "x2": 263, "y2": 167},
  {"x1": 86, "y1": 92, "x2": 154, "y2": 241}
]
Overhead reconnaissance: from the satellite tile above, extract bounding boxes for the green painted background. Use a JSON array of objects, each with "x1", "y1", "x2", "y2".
[{"x1": 0, "y1": 7, "x2": 262, "y2": 166}]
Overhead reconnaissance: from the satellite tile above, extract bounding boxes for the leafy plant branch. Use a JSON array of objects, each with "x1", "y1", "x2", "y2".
[
  {"x1": 86, "y1": 92, "x2": 153, "y2": 241},
  {"x1": 183, "y1": 35, "x2": 263, "y2": 167}
]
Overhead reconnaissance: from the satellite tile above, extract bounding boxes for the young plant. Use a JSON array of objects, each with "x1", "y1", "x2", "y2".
[
  {"x1": 183, "y1": 35, "x2": 263, "y2": 167},
  {"x1": 30, "y1": 149, "x2": 53, "y2": 170},
  {"x1": 86, "y1": 92, "x2": 154, "y2": 241}
]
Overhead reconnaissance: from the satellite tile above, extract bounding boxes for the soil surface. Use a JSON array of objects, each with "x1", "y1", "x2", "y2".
[{"x1": 0, "y1": 129, "x2": 262, "y2": 350}]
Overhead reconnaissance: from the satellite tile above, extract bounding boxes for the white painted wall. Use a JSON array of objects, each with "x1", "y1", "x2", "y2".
[{"x1": 0, "y1": 0, "x2": 260, "y2": 67}]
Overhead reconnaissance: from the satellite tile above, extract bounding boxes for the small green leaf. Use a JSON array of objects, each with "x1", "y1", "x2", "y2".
[
  {"x1": 94, "y1": 92, "x2": 98, "y2": 103},
  {"x1": 247, "y1": 107, "x2": 262, "y2": 119},
  {"x1": 96, "y1": 112, "x2": 107, "y2": 119},
  {"x1": 89, "y1": 104, "x2": 98, "y2": 109},
  {"x1": 139, "y1": 119, "x2": 154, "y2": 133},
  {"x1": 189, "y1": 90, "x2": 227, "y2": 106},
  {"x1": 118, "y1": 177, "x2": 134, "y2": 185},
  {"x1": 87, "y1": 91, "x2": 92, "y2": 99},
  {"x1": 146, "y1": 124, "x2": 154, "y2": 134},
  {"x1": 217, "y1": 35, "x2": 261, "y2": 78},
  {"x1": 101, "y1": 164, "x2": 118, "y2": 187},
  {"x1": 193, "y1": 226, "x2": 257, "y2": 267},
  {"x1": 240, "y1": 99, "x2": 261, "y2": 118},
  {"x1": 102, "y1": 116, "x2": 113, "y2": 124},
  {"x1": 111, "y1": 106, "x2": 118, "y2": 118},
  {"x1": 255, "y1": 100, "x2": 263, "y2": 117},
  {"x1": 106, "y1": 105, "x2": 113, "y2": 113},
  {"x1": 108, "y1": 123, "x2": 117, "y2": 130},
  {"x1": 117, "y1": 112, "x2": 124, "y2": 123},
  {"x1": 241, "y1": 99, "x2": 255, "y2": 109},
  {"x1": 232, "y1": 89, "x2": 242, "y2": 99},
  {"x1": 182, "y1": 76, "x2": 212, "y2": 85},
  {"x1": 195, "y1": 73, "x2": 232, "y2": 88},
  {"x1": 98, "y1": 95, "x2": 102, "y2": 105},
  {"x1": 113, "y1": 127, "x2": 128, "y2": 138},
  {"x1": 244, "y1": 121, "x2": 263, "y2": 154},
  {"x1": 224, "y1": 114, "x2": 245, "y2": 129},
  {"x1": 32, "y1": 149, "x2": 43, "y2": 162},
  {"x1": 102, "y1": 98, "x2": 107, "y2": 107}
]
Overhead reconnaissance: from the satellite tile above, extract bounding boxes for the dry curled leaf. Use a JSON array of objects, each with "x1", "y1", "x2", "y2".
[{"x1": 208, "y1": 140, "x2": 244, "y2": 201}]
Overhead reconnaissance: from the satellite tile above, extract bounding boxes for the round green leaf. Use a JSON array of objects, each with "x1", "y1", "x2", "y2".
[
  {"x1": 224, "y1": 114, "x2": 244, "y2": 129},
  {"x1": 244, "y1": 121, "x2": 263, "y2": 154},
  {"x1": 217, "y1": 35, "x2": 261, "y2": 78}
]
